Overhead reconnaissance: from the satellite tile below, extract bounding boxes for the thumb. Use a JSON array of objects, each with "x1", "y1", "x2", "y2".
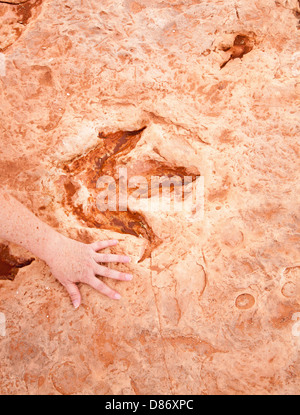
[{"x1": 65, "y1": 283, "x2": 81, "y2": 309}]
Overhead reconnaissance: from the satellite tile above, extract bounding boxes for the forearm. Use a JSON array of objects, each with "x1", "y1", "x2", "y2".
[{"x1": 0, "y1": 190, "x2": 62, "y2": 263}]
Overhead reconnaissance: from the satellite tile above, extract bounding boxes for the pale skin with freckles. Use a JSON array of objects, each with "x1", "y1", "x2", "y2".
[{"x1": 0, "y1": 190, "x2": 132, "y2": 309}]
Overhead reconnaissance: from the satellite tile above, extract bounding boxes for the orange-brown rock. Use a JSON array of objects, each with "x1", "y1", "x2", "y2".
[{"x1": 0, "y1": 0, "x2": 299, "y2": 395}]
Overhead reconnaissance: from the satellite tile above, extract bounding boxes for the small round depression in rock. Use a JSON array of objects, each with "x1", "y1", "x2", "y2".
[
  {"x1": 281, "y1": 281, "x2": 296, "y2": 298},
  {"x1": 235, "y1": 293, "x2": 255, "y2": 310}
]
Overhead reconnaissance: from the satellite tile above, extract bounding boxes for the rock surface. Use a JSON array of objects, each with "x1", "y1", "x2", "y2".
[{"x1": 0, "y1": 0, "x2": 300, "y2": 395}]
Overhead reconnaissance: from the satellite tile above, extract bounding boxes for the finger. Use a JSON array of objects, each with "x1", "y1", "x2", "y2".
[
  {"x1": 87, "y1": 275, "x2": 121, "y2": 300},
  {"x1": 94, "y1": 263, "x2": 133, "y2": 281},
  {"x1": 90, "y1": 239, "x2": 118, "y2": 251},
  {"x1": 65, "y1": 283, "x2": 81, "y2": 309},
  {"x1": 94, "y1": 253, "x2": 131, "y2": 263}
]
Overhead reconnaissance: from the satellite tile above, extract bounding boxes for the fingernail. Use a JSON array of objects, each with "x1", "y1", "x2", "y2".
[
  {"x1": 73, "y1": 301, "x2": 80, "y2": 309},
  {"x1": 126, "y1": 274, "x2": 133, "y2": 281},
  {"x1": 114, "y1": 293, "x2": 121, "y2": 300}
]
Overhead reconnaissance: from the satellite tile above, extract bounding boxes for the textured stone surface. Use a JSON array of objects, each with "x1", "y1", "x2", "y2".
[{"x1": 0, "y1": 0, "x2": 300, "y2": 395}]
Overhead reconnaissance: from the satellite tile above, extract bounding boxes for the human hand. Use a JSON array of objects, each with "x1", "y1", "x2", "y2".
[{"x1": 46, "y1": 235, "x2": 132, "y2": 309}]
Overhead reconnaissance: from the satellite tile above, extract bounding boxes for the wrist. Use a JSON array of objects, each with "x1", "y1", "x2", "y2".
[{"x1": 37, "y1": 227, "x2": 66, "y2": 265}]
